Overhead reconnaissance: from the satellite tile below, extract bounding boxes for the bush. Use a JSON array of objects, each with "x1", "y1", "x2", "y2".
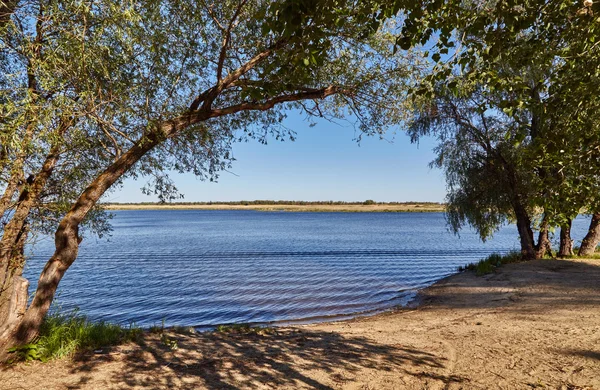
[
  {"x1": 363, "y1": 199, "x2": 376, "y2": 205},
  {"x1": 8, "y1": 309, "x2": 140, "y2": 362}
]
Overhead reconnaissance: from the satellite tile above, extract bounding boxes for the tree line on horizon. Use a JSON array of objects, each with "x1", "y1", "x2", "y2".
[
  {"x1": 0, "y1": 0, "x2": 599, "y2": 358},
  {"x1": 104, "y1": 200, "x2": 444, "y2": 206}
]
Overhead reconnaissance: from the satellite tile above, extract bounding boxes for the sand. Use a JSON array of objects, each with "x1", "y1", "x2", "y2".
[
  {"x1": 103, "y1": 203, "x2": 445, "y2": 213},
  {"x1": 1, "y1": 258, "x2": 599, "y2": 389}
]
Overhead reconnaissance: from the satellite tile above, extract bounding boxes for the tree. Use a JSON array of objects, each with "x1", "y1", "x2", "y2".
[
  {"x1": 0, "y1": 0, "x2": 420, "y2": 356},
  {"x1": 405, "y1": 0, "x2": 600, "y2": 257},
  {"x1": 579, "y1": 213, "x2": 600, "y2": 256},
  {"x1": 408, "y1": 78, "x2": 552, "y2": 259}
]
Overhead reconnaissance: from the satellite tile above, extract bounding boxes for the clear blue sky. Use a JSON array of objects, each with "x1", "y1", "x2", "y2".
[{"x1": 109, "y1": 112, "x2": 446, "y2": 203}]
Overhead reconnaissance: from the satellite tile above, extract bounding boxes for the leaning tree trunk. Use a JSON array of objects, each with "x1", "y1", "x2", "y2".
[
  {"x1": 579, "y1": 212, "x2": 600, "y2": 256},
  {"x1": 0, "y1": 131, "x2": 164, "y2": 360},
  {"x1": 0, "y1": 76, "x2": 344, "y2": 359},
  {"x1": 558, "y1": 218, "x2": 573, "y2": 257}
]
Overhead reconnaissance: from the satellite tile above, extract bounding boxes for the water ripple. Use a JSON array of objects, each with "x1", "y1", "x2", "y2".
[{"x1": 23, "y1": 211, "x2": 592, "y2": 328}]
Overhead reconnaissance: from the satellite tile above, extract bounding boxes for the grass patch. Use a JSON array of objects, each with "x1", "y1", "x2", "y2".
[
  {"x1": 8, "y1": 309, "x2": 141, "y2": 362},
  {"x1": 458, "y1": 251, "x2": 523, "y2": 276},
  {"x1": 558, "y1": 245, "x2": 600, "y2": 260},
  {"x1": 578, "y1": 245, "x2": 600, "y2": 259},
  {"x1": 214, "y1": 323, "x2": 276, "y2": 335}
]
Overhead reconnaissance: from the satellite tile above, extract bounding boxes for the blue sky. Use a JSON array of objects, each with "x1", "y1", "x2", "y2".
[{"x1": 109, "y1": 112, "x2": 446, "y2": 203}]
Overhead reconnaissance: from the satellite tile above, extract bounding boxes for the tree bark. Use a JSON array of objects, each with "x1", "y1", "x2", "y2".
[
  {"x1": 558, "y1": 218, "x2": 573, "y2": 257},
  {"x1": 0, "y1": 276, "x2": 28, "y2": 341},
  {"x1": 535, "y1": 217, "x2": 552, "y2": 259},
  {"x1": 0, "y1": 230, "x2": 28, "y2": 341},
  {"x1": 496, "y1": 149, "x2": 536, "y2": 259},
  {"x1": 514, "y1": 202, "x2": 536, "y2": 259},
  {"x1": 579, "y1": 212, "x2": 600, "y2": 256},
  {"x1": 0, "y1": 141, "x2": 65, "y2": 340}
]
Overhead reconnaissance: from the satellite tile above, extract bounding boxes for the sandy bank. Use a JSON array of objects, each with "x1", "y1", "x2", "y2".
[
  {"x1": 1, "y1": 258, "x2": 599, "y2": 389},
  {"x1": 104, "y1": 203, "x2": 445, "y2": 213}
]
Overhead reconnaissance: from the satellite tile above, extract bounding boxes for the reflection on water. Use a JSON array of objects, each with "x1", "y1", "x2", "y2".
[{"x1": 24, "y1": 211, "x2": 592, "y2": 327}]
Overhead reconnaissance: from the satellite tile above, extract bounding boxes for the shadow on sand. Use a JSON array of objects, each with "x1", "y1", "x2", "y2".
[
  {"x1": 417, "y1": 259, "x2": 600, "y2": 311},
  {"x1": 67, "y1": 327, "x2": 465, "y2": 389},
  {"x1": 56, "y1": 259, "x2": 600, "y2": 389}
]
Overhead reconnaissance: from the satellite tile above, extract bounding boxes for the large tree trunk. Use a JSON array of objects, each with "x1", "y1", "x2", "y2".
[
  {"x1": 558, "y1": 218, "x2": 573, "y2": 257},
  {"x1": 0, "y1": 229, "x2": 28, "y2": 340},
  {"x1": 514, "y1": 202, "x2": 536, "y2": 259},
  {"x1": 0, "y1": 143, "x2": 64, "y2": 341},
  {"x1": 497, "y1": 148, "x2": 536, "y2": 260},
  {"x1": 579, "y1": 212, "x2": 600, "y2": 256},
  {"x1": 535, "y1": 217, "x2": 552, "y2": 259}
]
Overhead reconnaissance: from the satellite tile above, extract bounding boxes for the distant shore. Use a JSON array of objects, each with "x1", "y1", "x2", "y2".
[{"x1": 103, "y1": 202, "x2": 446, "y2": 213}]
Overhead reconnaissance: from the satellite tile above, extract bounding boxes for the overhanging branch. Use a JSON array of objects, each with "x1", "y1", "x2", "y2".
[{"x1": 209, "y1": 86, "x2": 344, "y2": 117}]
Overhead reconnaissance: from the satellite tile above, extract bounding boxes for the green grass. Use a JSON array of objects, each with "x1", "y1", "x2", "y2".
[
  {"x1": 459, "y1": 246, "x2": 600, "y2": 277},
  {"x1": 458, "y1": 251, "x2": 523, "y2": 276},
  {"x1": 560, "y1": 246, "x2": 600, "y2": 260},
  {"x1": 8, "y1": 309, "x2": 141, "y2": 362}
]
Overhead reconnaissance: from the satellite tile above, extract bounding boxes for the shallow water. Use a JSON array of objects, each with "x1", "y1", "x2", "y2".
[{"x1": 24, "y1": 211, "x2": 592, "y2": 328}]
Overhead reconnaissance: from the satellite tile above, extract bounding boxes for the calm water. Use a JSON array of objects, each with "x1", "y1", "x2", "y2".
[{"x1": 24, "y1": 211, "x2": 592, "y2": 328}]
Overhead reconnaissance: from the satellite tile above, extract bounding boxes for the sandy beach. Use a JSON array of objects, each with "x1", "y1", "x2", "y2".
[
  {"x1": 103, "y1": 203, "x2": 445, "y2": 213},
  {"x1": 1, "y1": 258, "x2": 599, "y2": 389}
]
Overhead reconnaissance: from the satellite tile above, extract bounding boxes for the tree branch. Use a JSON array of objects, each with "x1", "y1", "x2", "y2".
[
  {"x1": 217, "y1": 0, "x2": 249, "y2": 82},
  {"x1": 209, "y1": 86, "x2": 343, "y2": 117},
  {"x1": 189, "y1": 39, "x2": 287, "y2": 112}
]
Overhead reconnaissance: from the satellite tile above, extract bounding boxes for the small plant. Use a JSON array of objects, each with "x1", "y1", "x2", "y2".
[
  {"x1": 149, "y1": 319, "x2": 181, "y2": 350},
  {"x1": 214, "y1": 323, "x2": 276, "y2": 335},
  {"x1": 149, "y1": 318, "x2": 166, "y2": 334},
  {"x1": 7, "y1": 343, "x2": 44, "y2": 362},
  {"x1": 160, "y1": 333, "x2": 178, "y2": 350},
  {"x1": 458, "y1": 251, "x2": 523, "y2": 276}
]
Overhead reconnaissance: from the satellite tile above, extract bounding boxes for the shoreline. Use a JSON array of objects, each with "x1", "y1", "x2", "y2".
[
  {"x1": 193, "y1": 288, "x2": 421, "y2": 332},
  {"x1": 3, "y1": 258, "x2": 599, "y2": 389},
  {"x1": 104, "y1": 203, "x2": 446, "y2": 213}
]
